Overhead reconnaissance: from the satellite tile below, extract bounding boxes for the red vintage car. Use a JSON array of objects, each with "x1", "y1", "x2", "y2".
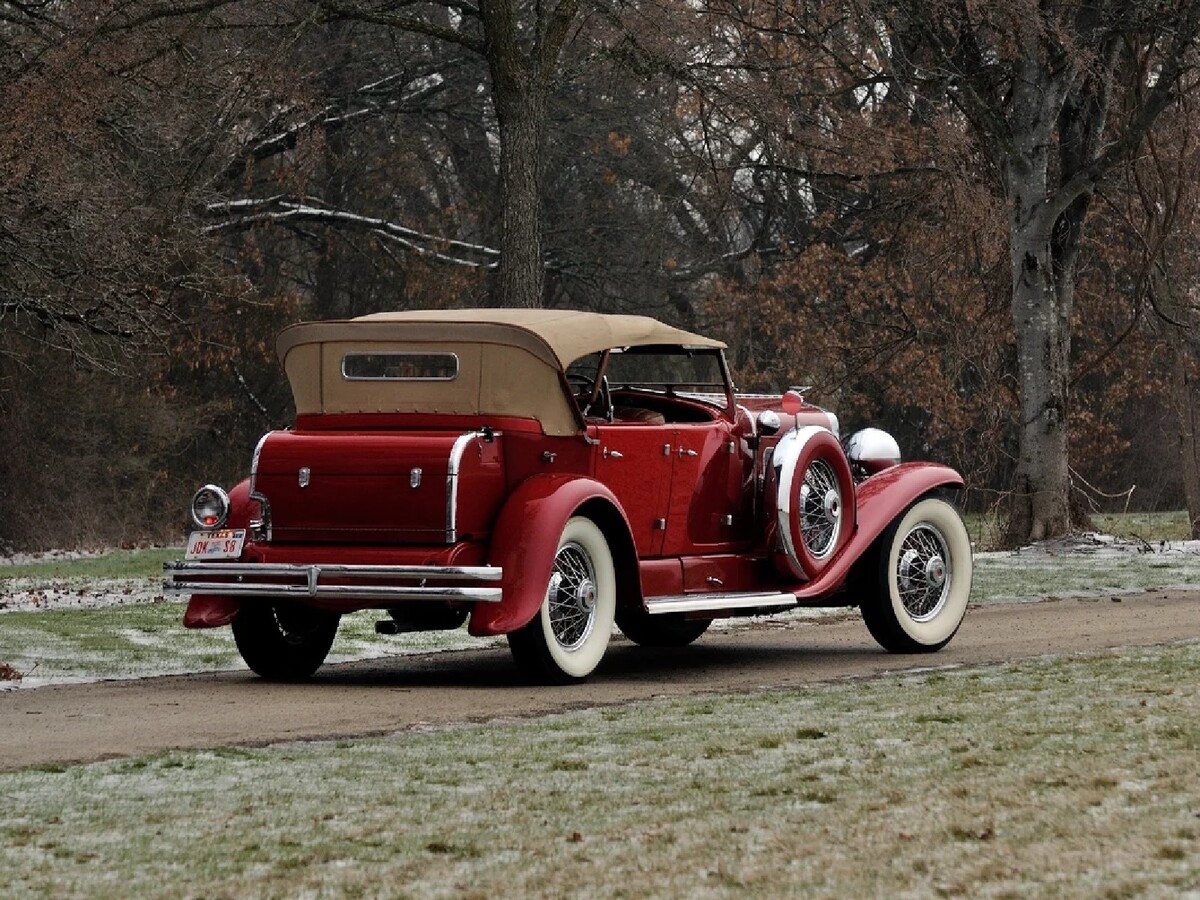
[{"x1": 165, "y1": 309, "x2": 972, "y2": 682}]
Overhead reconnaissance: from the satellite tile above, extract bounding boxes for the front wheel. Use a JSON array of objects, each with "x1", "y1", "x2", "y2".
[
  {"x1": 507, "y1": 517, "x2": 616, "y2": 683},
  {"x1": 231, "y1": 602, "x2": 340, "y2": 680},
  {"x1": 857, "y1": 496, "x2": 972, "y2": 653}
]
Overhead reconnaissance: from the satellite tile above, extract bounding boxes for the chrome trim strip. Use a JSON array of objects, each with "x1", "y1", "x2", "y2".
[
  {"x1": 165, "y1": 582, "x2": 502, "y2": 602},
  {"x1": 736, "y1": 404, "x2": 757, "y2": 436},
  {"x1": 644, "y1": 592, "x2": 796, "y2": 615},
  {"x1": 164, "y1": 562, "x2": 502, "y2": 580},
  {"x1": 445, "y1": 430, "x2": 501, "y2": 544},
  {"x1": 248, "y1": 431, "x2": 273, "y2": 542},
  {"x1": 163, "y1": 561, "x2": 503, "y2": 603},
  {"x1": 247, "y1": 432, "x2": 270, "y2": 497}
]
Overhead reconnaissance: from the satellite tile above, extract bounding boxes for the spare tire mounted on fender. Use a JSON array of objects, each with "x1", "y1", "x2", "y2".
[{"x1": 772, "y1": 426, "x2": 855, "y2": 580}]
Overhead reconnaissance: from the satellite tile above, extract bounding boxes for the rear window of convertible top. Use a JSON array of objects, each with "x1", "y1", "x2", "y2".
[{"x1": 341, "y1": 352, "x2": 459, "y2": 381}]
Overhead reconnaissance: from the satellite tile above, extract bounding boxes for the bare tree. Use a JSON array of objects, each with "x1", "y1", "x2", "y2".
[
  {"x1": 310, "y1": 0, "x2": 581, "y2": 308},
  {"x1": 857, "y1": 0, "x2": 1200, "y2": 541}
]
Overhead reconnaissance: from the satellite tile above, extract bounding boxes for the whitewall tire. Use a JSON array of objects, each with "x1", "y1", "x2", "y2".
[
  {"x1": 858, "y1": 496, "x2": 972, "y2": 653},
  {"x1": 507, "y1": 517, "x2": 617, "y2": 683}
]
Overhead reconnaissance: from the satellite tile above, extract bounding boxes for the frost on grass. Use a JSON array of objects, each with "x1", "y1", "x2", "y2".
[
  {"x1": 4, "y1": 536, "x2": 1199, "y2": 688},
  {"x1": 1, "y1": 643, "x2": 1198, "y2": 898},
  {"x1": 973, "y1": 534, "x2": 1200, "y2": 602},
  {"x1": 0, "y1": 602, "x2": 502, "y2": 688}
]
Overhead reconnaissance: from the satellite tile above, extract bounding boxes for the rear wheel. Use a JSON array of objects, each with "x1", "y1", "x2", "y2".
[
  {"x1": 232, "y1": 603, "x2": 340, "y2": 680},
  {"x1": 616, "y1": 609, "x2": 711, "y2": 647},
  {"x1": 857, "y1": 496, "x2": 972, "y2": 653},
  {"x1": 507, "y1": 517, "x2": 616, "y2": 683}
]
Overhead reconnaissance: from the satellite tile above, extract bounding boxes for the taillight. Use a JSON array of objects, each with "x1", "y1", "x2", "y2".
[{"x1": 190, "y1": 484, "x2": 230, "y2": 530}]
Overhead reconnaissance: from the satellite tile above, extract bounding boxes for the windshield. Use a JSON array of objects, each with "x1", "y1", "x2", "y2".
[{"x1": 567, "y1": 346, "x2": 727, "y2": 393}]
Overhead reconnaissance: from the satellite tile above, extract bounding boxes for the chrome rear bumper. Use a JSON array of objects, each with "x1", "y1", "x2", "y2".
[{"x1": 163, "y1": 561, "x2": 503, "y2": 603}]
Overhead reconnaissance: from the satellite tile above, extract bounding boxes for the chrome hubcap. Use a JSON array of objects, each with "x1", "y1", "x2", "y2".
[
  {"x1": 547, "y1": 542, "x2": 597, "y2": 651},
  {"x1": 896, "y1": 524, "x2": 952, "y2": 622}
]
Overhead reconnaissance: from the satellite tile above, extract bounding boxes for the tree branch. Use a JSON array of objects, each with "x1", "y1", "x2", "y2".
[
  {"x1": 314, "y1": 0, "x2": 486, "y2": 54},
  {"x1": 202, "y1": 197, "x2": 500, "y2": 268}
]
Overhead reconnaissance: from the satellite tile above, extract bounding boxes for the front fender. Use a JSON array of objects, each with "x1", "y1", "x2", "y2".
[
  {"x1": 794, "y1": 462, "x2": 964, "y2": 599},
  {"x1": 853, "y1": 463, "x2": 963, "y2": 545},
  {"x1": 469, "y1": 474, "x2": 629, "y2": 637}
]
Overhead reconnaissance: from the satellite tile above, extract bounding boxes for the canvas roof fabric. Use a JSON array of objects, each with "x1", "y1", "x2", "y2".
[
  {"x1": 277, "y1": 308, "x2": 725, "y2": 368},
  {"x1": 275, "y1": 309, "x2": 725, "y2": 435}
]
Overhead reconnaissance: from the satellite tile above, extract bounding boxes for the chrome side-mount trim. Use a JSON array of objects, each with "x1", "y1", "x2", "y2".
[
  {"x1": 163, "y1": 561, "x2": 503, "y2": 603},
  {"x1": 248, "y1": 431, "x2": 273, "y2": 542},
  {"x1": 644, "y1": 591, "x2": 797, "y2": 615},
  {"x1": 445, "y1": 430, "x2": 500, "y2": 543}
]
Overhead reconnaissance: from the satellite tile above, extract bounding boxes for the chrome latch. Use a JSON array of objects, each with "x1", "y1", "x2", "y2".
[{"x1": 410, "y1": 467, "x2": 422, "y2": 488}]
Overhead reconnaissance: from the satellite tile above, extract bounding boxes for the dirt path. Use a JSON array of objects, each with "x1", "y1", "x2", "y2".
[{"x1": 3, "y1": 590, "x2": 1198, "y2": 773}]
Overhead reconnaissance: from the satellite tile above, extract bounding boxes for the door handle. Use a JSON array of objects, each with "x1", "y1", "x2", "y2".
[
  {"x1": 603, "y1": 447, "x2": 623, "y2": 459},
  {"x1": 677, "y1": 447, "x2": 698, "y2": 458}
]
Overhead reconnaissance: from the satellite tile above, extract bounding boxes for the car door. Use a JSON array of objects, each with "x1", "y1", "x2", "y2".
[
  {"x1": 661, "y1": 419, "x2": 747, "y2": 555},
  {"x1": 593, "y1": 422, "x2": 673, "y2": 557}
]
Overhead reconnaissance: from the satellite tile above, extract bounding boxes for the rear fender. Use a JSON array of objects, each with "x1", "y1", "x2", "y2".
[
  {"x1": 794, "y1": 462, "x2": 964, "y2": 599},
  {"x1": 469, "y1": 474, "x2": 634, "y2": 636},
  {"x1": 179, "y1": 479, "x2": 258, "y2": 629},
  {"x1": 184, "y1": 594, "x2": 240, "y2": 628}
]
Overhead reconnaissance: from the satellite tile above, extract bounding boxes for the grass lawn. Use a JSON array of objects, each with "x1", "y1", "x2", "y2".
[
  {"x1": 2, "y1": 519, "x2": 1198, "y2": 895},
  {"x1": 1, "y1": 643, "x2": 1197, "y2": 897}
]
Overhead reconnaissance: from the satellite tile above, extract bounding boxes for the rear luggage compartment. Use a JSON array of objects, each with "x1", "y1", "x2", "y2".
[{"x1": 252, "y1": 429, "x2": 504, "y2": 544}]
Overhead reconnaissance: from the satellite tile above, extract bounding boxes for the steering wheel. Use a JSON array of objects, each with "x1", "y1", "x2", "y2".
[
  {"x1": 567, "y1": 372, "x2": 594, "y2": 395},
  {"x1": 568, "y1": 373, "x2": 612, "y2": 420}
]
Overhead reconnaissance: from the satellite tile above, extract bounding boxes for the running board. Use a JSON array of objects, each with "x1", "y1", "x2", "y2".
[{"x1": 645, "y1": 591, "x2": 797, "y2": 615}]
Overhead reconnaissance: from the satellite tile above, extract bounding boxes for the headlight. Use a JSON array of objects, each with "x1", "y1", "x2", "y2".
[
  {"x1": 757, "y1": 410, "x2": 781, "y2": 435},
  {"x1": 845, "y1": 428, "x2": 901, "y2": 473},
  {"x1": 190, "y1": 484, "x2": 230, "y2": 529}
]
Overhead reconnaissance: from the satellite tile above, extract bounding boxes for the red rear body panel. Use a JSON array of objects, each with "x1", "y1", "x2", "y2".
[{"x1": 253, "y1": 427, "x2": 505, "y2": 544}]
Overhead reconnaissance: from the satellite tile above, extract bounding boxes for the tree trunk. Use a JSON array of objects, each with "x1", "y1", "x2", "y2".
[
  {"x1": 1007, "y1": 225, "x2": 1072, "y2": 540},
  {"x1": 480, "y1": 0, "x2": 552, "y2": 310},
  {"x1": 1004, "y1": 141, "x2": 1072, "y2": 543},
  {"x1": 1172, "y1": 328, "x2": 1200, "y2": 539},
  {"x1": 491, "y1": 83, "x2": 546, "y2": 308}
]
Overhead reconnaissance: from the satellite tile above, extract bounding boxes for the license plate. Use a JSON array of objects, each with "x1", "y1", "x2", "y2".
[{"x1": 185, "y1": 529, "x2": 246, "y2": 560}]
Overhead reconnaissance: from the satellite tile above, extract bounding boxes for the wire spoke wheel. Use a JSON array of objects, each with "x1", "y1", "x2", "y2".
[
  {"x1": 547, "y1": 542, "x2": 598, "y2": 651},
  {"x1": 799, "y1": 458, "x2": 841, "y2": 559},
  {"x1": 895, "y1": 524, "x2": 952, "y2": 622},
  {"x1": 507, "y1": 517, "x2": 616, "y2": 683},
  {"x1": 856, "y1": 496, "x2": 972, "y2": 654}
]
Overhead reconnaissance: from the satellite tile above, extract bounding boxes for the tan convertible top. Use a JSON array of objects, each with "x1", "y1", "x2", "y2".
[
  {"x1": 276, "y1": 309, "x2": 725, "y2": 435},
  {"x1": 278, "y1": 308, "x2": 724, "y2": 368}
]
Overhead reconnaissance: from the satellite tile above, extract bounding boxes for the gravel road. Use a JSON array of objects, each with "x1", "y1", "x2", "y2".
[{"x1": 3, "y1": 590, "x2": 1197, "y2": 773}]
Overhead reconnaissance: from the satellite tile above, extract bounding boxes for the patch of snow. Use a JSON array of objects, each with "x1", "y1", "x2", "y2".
[
  {"x1": 0, "y1": 548, "x2": 113, "y2": 567},
  {"x1": 975, "y1": 533, "x2": 1200, "y2": 561},
  {"x1": 0, "y1": 579, "x2": 163, "y2": 613}
]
